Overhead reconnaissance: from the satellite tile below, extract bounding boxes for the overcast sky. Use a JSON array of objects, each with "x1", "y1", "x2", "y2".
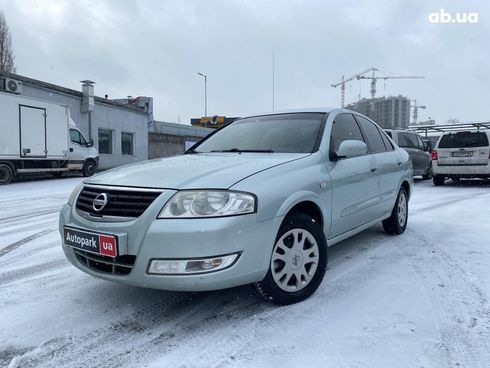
[{"x1": 1, "y1": 0, "x2": 489, "y2": 124}]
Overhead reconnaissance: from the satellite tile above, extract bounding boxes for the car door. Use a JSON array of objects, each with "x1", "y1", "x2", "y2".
[
  {"x1": 415, "y1": 134, "x2": 431, "y2": 174},
  {"x1": 355, "y1": 115, "x2": 401, "y2": 215},
  {"x1": 69, "y1": 128, "x2": 88, "y2": 162},
  {"x1": 398, "y1": 132, "x2": 421, "y2": 175},
  {"x1": 326, "y1": 113, "x2": 380, "y2": 238}
]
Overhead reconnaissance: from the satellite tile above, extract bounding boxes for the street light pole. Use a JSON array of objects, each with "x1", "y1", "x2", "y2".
[{"x1": 197, "y1": 72, "x2": 207, "y2": 123}]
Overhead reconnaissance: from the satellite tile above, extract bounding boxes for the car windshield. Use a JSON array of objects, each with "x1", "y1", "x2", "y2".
[
  {"x1": 194, "y1": 113, "x2": 325, "y2": 153},
  {"x1": 438, "y1": 132, "x2": 489, "y2": 148}
]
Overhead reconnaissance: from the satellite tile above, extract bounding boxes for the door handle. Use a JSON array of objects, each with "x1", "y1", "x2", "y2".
[
  {"x1": 69, "y1": 148, "x2": 74, "y2": 152},
  {"x1": 397, "y1": 161, "x2": 402, "y2": 166},
  {"x1": 370, "y1": 166, "x2": 378, "y2": 172}
]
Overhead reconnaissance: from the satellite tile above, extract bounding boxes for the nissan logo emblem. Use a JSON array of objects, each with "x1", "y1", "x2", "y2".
[{"x1": 93, "y1": 193, "x2": 109, "y2": 212}]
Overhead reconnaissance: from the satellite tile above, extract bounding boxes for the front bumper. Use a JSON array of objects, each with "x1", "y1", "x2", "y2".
[{"x1": 59, "y1": 196, "x2": 282, "y2": 291}]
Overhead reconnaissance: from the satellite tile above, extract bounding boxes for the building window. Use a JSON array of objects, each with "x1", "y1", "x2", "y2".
[
  {"x1": 121, "y1": 132, "x2": 134, "y2": 155},
  {"x1": 98, "y1": 129, "x2": 113, "y2": 154}
]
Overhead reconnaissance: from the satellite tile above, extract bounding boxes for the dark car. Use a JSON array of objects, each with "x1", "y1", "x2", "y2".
[{"x1": 385, "y1": 130, "x2": 432, "y2": 180}]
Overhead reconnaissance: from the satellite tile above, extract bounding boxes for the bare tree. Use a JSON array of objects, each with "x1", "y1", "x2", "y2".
[{"x1": 0, "y1": 10, "x2": 16, "y2": 73}]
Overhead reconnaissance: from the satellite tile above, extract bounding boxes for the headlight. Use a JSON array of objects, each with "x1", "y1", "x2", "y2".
[
  {"x1": 158, "y1": 190, "x2": 256, "y2": 218},
  {"x1": 67, "y1": 182, "x2": 84, "y2": 206}
]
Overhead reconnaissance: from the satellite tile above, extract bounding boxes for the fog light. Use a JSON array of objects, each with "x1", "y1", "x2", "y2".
[{"x1": 148, "y1": 253, "x2": 240, "y2": 275}]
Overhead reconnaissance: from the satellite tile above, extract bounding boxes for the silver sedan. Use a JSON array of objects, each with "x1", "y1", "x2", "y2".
[{"x1": 59, "y1": 108, "x2": 413, "y2": 305}]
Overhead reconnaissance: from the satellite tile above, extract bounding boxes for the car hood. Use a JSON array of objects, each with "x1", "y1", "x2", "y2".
[{"x1": 86, "y1": 153, "x2": 309, "y2": 189}]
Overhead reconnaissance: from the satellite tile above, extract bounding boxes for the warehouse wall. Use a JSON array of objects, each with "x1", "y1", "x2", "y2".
[{"x1": 148, "y1": 132, "x2": 205, "y2": 159}]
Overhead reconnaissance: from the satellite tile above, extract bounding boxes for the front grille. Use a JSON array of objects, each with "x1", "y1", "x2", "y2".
[
  {"x1": 76, "y1": 185, "x2": 163, "y2": 219},
  {"x1": 74, "y1": 249, "x2": 136, "y2": 275}
]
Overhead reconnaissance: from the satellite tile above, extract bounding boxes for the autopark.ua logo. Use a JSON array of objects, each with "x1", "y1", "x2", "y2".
[{"x1": 428, "y1": 9, "x2": 479, "y2": 24}]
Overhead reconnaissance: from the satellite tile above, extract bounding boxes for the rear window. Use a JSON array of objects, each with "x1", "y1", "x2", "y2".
[{"x1": 438, "y1": 132, "x2": 489, "y2": 148}]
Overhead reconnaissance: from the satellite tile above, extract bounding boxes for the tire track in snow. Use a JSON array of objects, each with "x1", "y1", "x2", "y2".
[
  {"x1": 393, "y1": 229, "x2": 490, "y2": 368},
  {"x1": 0, "y1": 229, "x2": 56, "y2": 258}
]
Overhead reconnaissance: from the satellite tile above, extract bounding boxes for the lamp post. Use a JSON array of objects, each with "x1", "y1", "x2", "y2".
[{"x1": 197, "y1": 72, "x2": 207, "y2": 125}]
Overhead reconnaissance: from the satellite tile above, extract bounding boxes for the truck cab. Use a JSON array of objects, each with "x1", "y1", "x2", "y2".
[{"x1": 68, "y1": 120, "x2": 99, "y2": 177}]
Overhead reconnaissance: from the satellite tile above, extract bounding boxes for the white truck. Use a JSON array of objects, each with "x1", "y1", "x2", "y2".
[{"x1": 0, "y1": 91, "x2": 99, "y2": 185}]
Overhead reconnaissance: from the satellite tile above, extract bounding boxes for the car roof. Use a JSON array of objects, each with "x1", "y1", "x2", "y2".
[{"x1": 243, "y1": 107, "x2": 348, "y2": 117}]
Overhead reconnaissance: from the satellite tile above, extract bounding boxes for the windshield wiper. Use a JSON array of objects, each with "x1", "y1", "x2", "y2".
[
  {"x1": 184, "y1": 149, "x2": 202, "y2": 154},
  {"x1": 210, "y1": 148, "x2": 274, "y2": 153}
]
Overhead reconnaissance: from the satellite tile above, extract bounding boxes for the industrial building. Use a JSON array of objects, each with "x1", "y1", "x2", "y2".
[
  {"x1": 149, "y1": 121, "x2": 212, "y2": 158},
  {"x1": 346, "y1": 95, "x2": 411, "y2": 129},
  {"x1": 0, "y1": 72, "x2": 151, "y2": 169}
]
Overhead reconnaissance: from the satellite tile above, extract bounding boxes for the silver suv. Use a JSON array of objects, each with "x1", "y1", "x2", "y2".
[
  {"x1": 432, "y1": 130, "x2": 490, "y2": 185},
  {"x1": 60, "y1": 109, "x2": 413, "y2": 305}
]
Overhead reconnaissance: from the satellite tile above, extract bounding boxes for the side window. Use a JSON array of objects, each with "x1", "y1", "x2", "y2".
[
  {"x1": 330, "y1": 113, "x2": 365, "y2": 155},
  {"x1": 416, "y1": 135, "x2": 425, "y2": 150},
  {"x1": 69, "y1": 129, "x2": 81, "y2": 144},
  {"x1": 379, "y1": 128, "x2": 394, "y2": 151},
  {"x1": 355, "y1": 115, "x2": 387, "y2": 153},
  {"x1": 398, "y1": 132, "x2": 418, "y2": 149}
]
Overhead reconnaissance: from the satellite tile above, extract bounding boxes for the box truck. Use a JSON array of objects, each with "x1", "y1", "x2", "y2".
[{"x1": 0, "y1": 91, "x2": 99, "y2": 185}]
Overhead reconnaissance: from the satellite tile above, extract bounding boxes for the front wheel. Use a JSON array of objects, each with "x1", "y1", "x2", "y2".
[
  {"x1": 254, "y1": 213, "x2": 327, "y2": 305},
  {"x1": 382, "y1": 187, "x2": 408, "y2": 235},
  {"x1": 82, "y1": 160, "x2": 96, "y2": 177}
]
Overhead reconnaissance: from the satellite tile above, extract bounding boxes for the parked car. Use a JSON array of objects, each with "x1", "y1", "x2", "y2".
[
  {"x1": 432, "y1": 130, "x2": 490, "y2": 185},
  {"x1": 384, "y1": 129, "x2": 432, "y2": 180},
  {"x1": 60, "y1": 109, "x2": 413, "y2": 305}
]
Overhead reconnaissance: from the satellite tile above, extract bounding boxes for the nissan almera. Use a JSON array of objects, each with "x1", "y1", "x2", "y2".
[{"x1": 60, "y1": 109, "x2": 413, "y2": 305}]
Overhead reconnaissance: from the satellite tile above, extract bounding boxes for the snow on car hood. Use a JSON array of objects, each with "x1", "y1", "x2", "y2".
[{"x1": 85, "y1": 152, "x2": 309, "y2": 189}]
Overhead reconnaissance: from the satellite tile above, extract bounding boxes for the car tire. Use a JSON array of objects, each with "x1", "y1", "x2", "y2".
[
  {"x1": 433, "y1": 175, "x2": 445, "y2": 186},
  {"x1": 82, "y1": 160, "x2": 96, "y2": 177},
  {"x1": 382, "y1": 186, "x2": 408, "y2": 235},
  {"x1": 254, "y1": 213, "x2": 328, "y2": 305},
  {"x1": 0, "y1": 164, "x2": 14, "y2": 185},
  {"x1": 422, "y1": 163, "x2": 433, "y2": 180}
]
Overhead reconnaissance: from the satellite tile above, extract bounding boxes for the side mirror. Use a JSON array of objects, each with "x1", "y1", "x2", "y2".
[
  {"x1": 335, "y1": 140, "x2": 368, "y2": 159},
  {"x1": 86, "y1": 139, "x2": 94, "y2": 148}
]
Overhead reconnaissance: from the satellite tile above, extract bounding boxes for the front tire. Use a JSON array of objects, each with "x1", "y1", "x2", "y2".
[
  {"x1": 382, "y1": 187, "x2": 408, "y2": 235},
  {"x1": 82, "y1": 160, "x2": 96, "y2": 177},
  {"x1": 254, "y1": 213, "x2": 327, "y2": 305},
  {"x1": 0, "y1": 164, "x2": 14, "y2": 185}
]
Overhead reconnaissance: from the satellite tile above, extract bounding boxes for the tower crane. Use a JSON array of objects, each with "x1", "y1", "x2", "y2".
[
  {"x1": 357, "y1": 71, "x2": 425, "y2": 99},
  {"x1": 332, "y1": 68, "x2": 425, "y2": 107},
  {"x1": 331, "y1": 67, "x2": 377, "y2": 108},
  {"x1": 410, "y1": 100, "x2": 426, "y2": 125}
]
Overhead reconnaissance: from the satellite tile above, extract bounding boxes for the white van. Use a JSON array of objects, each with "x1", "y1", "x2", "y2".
[
  {"x1": 0, "y1": 91, "x2": 99, "y2": 184},
  {"x1": 432, "y1": 130, "x2": 490, "y2": 185}
]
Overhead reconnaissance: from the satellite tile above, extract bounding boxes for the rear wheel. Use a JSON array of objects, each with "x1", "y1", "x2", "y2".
[
  {"x1": 382, "y1": 187, "x2": 408, "y2": 235},
  {"x1": 82, "y1": 160, "x2": 96, "y2": 177},
  {"x1": 254, "y1": 213, "x2": 327, "y2": 305},
  {"x1": 0, "y1": 164, "x2": 14, "y2": 185},
  {"x1": 433, "y1": 175, "x2": 445, "y2": 186},
  {"x1": 422, "y1": 163, "x2": 433, "y2": 180}
]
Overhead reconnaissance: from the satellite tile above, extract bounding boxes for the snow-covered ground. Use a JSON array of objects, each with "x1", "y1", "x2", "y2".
[{"x1": 1, "y1": 177, "x2": 489, "y2": 368}]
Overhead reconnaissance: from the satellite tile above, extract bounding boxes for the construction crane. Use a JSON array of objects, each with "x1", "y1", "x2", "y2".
[
  {"x1": 332, "y1": 68, "x2": 425, "y2": 107},
  {"x1": 357, "y1": 71, "x2": 425, "y2": 99},
  {"x1": 410, "y1": 100, "x2": 426, "y2": 125},
  {"x1": 331, "y1": 67, "x2": 377, "y2": 108}
]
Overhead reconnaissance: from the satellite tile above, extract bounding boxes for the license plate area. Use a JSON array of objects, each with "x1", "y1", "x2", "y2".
[
  {"x1": 451, "y1": 151, "x2": 473, "y2": 157},
  {"x1": 64, "y1": 226, "x2": 118, "y2": 257}
]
